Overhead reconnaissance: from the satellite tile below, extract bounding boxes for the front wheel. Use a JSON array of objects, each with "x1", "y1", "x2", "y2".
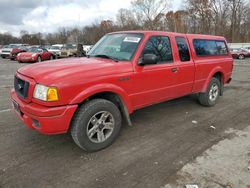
[
  {"x1": 71, "y1": 99, "x2": 122, "y2": 152},
  {"x1": 37, "y1": 56, "x2": 42, "y2": 62},
  {"x1": 198, "y1": 77, "x2": 221, "y2": 107},
  {"x1": 238, "y1": 54, "x2": 245, "y2": 60}
]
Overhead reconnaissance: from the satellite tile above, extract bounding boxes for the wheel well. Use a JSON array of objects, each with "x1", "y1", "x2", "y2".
[
  {"x1": 89, "y1": 92, "x2": 122, "y2": 109},
  {"x1": 213, "y1": 72, "x2": 224, "y2": 95},
  {"x1": 213, "y1": 72, "x2": 223, "y2": 84},
  {"x1": 82, "y1": 92, "x2": 132, "y2": 126}
]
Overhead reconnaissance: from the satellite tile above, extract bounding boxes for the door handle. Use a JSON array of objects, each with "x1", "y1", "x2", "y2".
[{"x1": 171, "y1": 67, "x2": 178, "y2": 73}]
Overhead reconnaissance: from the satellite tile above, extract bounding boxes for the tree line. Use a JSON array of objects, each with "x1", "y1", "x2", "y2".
[{"x1": 0, "y1": 0, "x2": 249, "y2": 45}]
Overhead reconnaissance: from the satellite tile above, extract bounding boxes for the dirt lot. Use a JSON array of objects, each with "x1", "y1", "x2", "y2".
[{"x1": 0, "y1": 58, "x2": 250, "y2": 188}]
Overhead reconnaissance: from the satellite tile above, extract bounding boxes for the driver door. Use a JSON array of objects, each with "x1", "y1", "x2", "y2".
[{"x1": 130, "y1": 35, "x2": 179, "y2": 109}]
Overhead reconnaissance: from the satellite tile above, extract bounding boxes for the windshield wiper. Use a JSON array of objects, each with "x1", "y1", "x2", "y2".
[{"x1": 93, "y1": 54, "x2": 119, "y2": 62}]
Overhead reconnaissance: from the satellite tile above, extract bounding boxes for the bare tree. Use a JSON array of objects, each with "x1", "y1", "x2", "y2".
[
  {"x1": 186, "y1": 0, "x2": 213, "y2": 34},
  {"x1": 228, "y1": 0, "x2": 247, "y2": 42},
  {"x1": 165, "y1": 10, "x2": 189, "y2": 33},
  {"x1": 131, "y1": 0, "x2": 172, "y2": 30},
  {"x1": 1, "y1": 0, "x2": 250, "y2": 45},
  {"x1": 116, "y1": 8, "x2": 142, "y2": 30},
  {"x1": 57, "y1": 27, "x2": 69, "y2": 44},
  {"x1": 210, "y1": 0, "x2": 230, "y2": 36}
]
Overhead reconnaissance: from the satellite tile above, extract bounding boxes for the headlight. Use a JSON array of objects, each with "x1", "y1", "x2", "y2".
[
  {"x1": 32, "y1": 54, "x2": 37, "y2": 57},
  {"x1": 33, "y1": 84, "x2": 59, "y2": 102},
  {"x1": 17, "y1": 53, "x2": 21, "y2": 57}
]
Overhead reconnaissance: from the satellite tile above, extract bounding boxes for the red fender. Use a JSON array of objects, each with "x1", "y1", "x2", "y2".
[
  {"x1": 202, "y1": 66, "x2": 225, "y2": 92},
  {"x1": 69, "y1": 83, "x2": 133, "y2": 113}
]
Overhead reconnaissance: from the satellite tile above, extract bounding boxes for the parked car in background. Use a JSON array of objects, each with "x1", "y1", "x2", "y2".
[
  {"x1": 48, "y1": 44, "x2": 63, "y2": 58},
  {"x1": 244, "y1": 47, "x2": 250, "y2": 53},
  {"x1": 1, "y1": 44, "x2": 19, "y2": 58},
  {"x1": 58, "y1": 44, "x2": 77, "y2": 58},
  {"x1": 0, "y1": 45, "x2": 4, "y2": 55},
  {"x1": 40, "y1": 45, "x2": 51, "y2": 50},
  {"x1": 17, "y1": 47, "x2": 54, "y2": 63},
  {"x1": 0, "y1": 44, "x2": 28, "y2": 58},
  {"x1": 11, "y1": 31, "x2": 233, "y2": 152},
  {"x1": 10, "y1": 46, "x2": 29, "y2": 60},
  {"x1": 230, "y1": 48, "x2": 250, "y2": 59}
]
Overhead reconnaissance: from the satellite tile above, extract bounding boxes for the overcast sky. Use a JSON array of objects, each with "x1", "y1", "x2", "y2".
[{"x1": 0, "y1": 0, "x2": 183, "y2": 36}]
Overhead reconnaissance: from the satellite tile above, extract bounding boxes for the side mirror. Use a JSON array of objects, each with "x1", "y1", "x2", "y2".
[{"x1": 138, "y1": 54, "x2": 157, "y2": 66}]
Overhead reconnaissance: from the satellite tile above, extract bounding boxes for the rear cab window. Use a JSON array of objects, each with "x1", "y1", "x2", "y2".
[
  {"x1": 176, "y1": 37, "x2": 190, "y2": 62},
  {"x1": 193, "y1": 39, "x2": 229, "y2": 56}
]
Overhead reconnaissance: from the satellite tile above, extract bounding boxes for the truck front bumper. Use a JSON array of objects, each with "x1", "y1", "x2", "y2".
[{"x1": 11, "y1": 90, "x2": 78, "y2": 134}]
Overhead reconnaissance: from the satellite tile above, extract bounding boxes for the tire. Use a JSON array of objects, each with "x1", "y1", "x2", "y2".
[
  {"x1": 1, "y1": 56, "x2": 6, "y2": 59},
  {"x1": 238, "y1": 54, "x2": 245, "y2": 60},
  {"x1": 71, "y1": 99, "x2": 122, "y2": 152},
  {"x1": 198, "y1": 77, "x2": 221, "y2": 107},
  {"x1": 37, "y1": 56, "x2": 42, "y2": 62}
]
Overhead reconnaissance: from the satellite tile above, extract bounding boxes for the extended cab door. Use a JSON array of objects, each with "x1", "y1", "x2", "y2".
[
  {"x1": 130, "y1": 35, "x2": 181, "y2": 109},
  {"x1": 173, "y1": 36, "x2": 195, "y2": 96}
]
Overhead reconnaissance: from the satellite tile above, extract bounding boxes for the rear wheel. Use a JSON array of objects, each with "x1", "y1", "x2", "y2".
[
  {"x1": 71, "y1": 99, "x2": 122, "y2": 152},
  {"x1": 198, "y1": 77, "x2": 221, "y2": 107}
]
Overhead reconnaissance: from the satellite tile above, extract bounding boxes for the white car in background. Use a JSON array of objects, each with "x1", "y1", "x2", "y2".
[
  {"x1": 0, "y1": 44, "x2": 28, "y2": 58},
  {"x1": 0, "y1": 45, "x2": 3, "y2": 54},
  {"x1": 244, "y1": 47, "x2": 250, "y2": 53},
  {"x1": 83, "y1": 45, "x2": 92, "y2": 53},
  {"x1": 48, "y1": 44, "x2": 63, "y2": 58}
]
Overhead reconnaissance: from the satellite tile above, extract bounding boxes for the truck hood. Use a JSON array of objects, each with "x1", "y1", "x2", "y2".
[
  {"x1": 17, "y1": 57, "x2": 133, "y2": 85},
  {"x1": 19, "y1": 52, "x2": 35, "y2": 56}
]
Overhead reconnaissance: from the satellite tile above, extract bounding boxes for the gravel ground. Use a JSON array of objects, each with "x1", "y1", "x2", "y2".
[
  {"x1": 0, "y1": 58, "x2": 250, "y2": 188},
  {"x1": 164, "y1": 126, "x2": 250, "y2": 188}
]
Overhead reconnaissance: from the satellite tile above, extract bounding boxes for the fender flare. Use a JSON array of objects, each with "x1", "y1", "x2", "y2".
[
  {"x1": 69, "y1": 83, "x2": 133, "y2": 114},
  {"x1": 201, "y1": 66, "x2": 225, "y2": 93}
]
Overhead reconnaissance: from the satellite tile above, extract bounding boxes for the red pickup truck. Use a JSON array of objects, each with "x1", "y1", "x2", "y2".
[{"x1": 11, "y1": 31, "x2": 233, "y2": 151}]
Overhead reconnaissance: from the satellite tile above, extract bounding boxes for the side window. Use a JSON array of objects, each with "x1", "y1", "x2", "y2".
[
  {"x1": 176, "y1": 37, "x2": 190, "y2": 61},
  {"x1": 141, "y1": 36, "x2": 173, "y2": 64},
  {"x1": 215, "y1": 41, "x2": 228, "y2": 55},
  {"x1": 193, "y1": 39, "x2": 228, "y2": 56}
]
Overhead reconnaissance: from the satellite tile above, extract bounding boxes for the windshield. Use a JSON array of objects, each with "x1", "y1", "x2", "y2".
[
  {"x1": 63, "y1": 44, "x2": 76, "y2": 49},
  {"x1": 88, "y1": 33, "x2": 143, "y2": 61},
  {"x1": 27, "y1": 47, "x2": 39, "y2": 53},
  {"x1": 51, "y1": 46, "x2": 61, "y2": 50},
  {"x1": 8, "y1": 44, "x2": 19, "y2": 48}
]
